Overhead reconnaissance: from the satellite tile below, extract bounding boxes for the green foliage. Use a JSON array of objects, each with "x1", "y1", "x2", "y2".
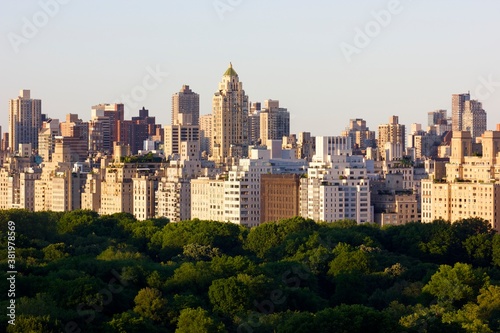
[
  {"x1": 133, "y1": 287, "x2": 168, "y2": 322},
  {"x1": 6, "y1": 315, "x2": 62, "y2": 333},
  {"x1": 97, "y1": 244, "x2": 146, "y2": 261},
  {"x1": 176, "y1": 307, "x2": 226, "y2": 333},
  {"x1": 328, "y1": 243, "x2": 373, "y2": 276},
  {"x1": 42, "y1": 243, "x2": 69, "y2": 261},
  {"x1": 2, "y1": 212, "x2": 500, "y2": 332},
  {"x1": 182, "y1": 243, "x2": 222, "y2": 261},
  {"x1": 399, "y1": 304, "x2": 466, "y2": 333},
  {"x1": 208, "y1": 276, "x2": 253, "y2": 317},
  {"x1": 423, "y1": 263, "x2": 489, "y2": 308},
  {"x1": 105, "y1": 311, "x2": 160, "y2": 333},
  {"x1": 150, "y1": 219, "x2": 246, "y2": 259},
  {"x1": 492, "y1": 234, "x2": 500, "y2": 267},
  {"x1": 57, "y1": 210, "x2": 99, "y2": 234},
  {"x1": 244, "y1": 217, "x2": 318, "y2": 259},
  {"x1": 313, "y1": 304, "x2": 394, "y2": 333},
  {"x1": 463, "y1": 234, "x2": 493, "y2": 266}
]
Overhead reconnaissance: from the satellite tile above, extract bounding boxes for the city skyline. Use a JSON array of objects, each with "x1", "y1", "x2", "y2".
[
  {"x1": 1, "y1": 1, "x2": 499, "y2": 136},
  {"x1": 4, "y1": 2, "x2": 500, "y2": 331}
]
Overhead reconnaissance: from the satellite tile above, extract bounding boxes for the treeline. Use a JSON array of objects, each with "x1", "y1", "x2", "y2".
[{"x1": 1, "y1": 210, "x2": 500, "y2": 332}]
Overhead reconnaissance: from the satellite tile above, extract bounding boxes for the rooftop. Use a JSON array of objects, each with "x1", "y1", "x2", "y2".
[{"x1": 223, "y1": 62, "x2": 238, "y2": 77}]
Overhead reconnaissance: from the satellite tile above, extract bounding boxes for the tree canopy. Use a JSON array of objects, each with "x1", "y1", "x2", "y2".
[{"x1": 1, "y1": 210, "x2": 499, "y2": 332}]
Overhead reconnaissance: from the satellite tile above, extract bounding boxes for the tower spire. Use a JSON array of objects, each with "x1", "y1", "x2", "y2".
[{"x1": 223, "y1": 62, "x2": 238, "y2": 77}]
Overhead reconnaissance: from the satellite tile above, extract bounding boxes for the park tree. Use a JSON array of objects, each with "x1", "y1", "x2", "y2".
[
  {"x1": 328, "y1": 243, "x2": 372, "y2": 276},
  {"x1": 463, "y1": 234, "x2": 493, "y2": 266},
  {"x1": 57, "y1": 210, "x2": 99, "y2": 234},
  {"x1": 176, "y1": 307, "x2": 226, "y2": 333},
  {"x1": 492, "y1": 234, "x2": 500, "y2": 267},
  {"x1": 208, "y1": 276, "x2": 253, "y2": 317},
  {"x1": 133, "y1": 287, "x2": 168, "y2": 322},
  {"x1": 105, "y1": 311, "x2": 160, "y2": 333},
  {"x1": 6, "y1": 315, "x2": 62, "y2": 333},
  {"x1": 42, "y1": 243, "x2": 69, "y2": 261},
  {"x1": 423, "y1": 263, "x2": 489, "y2": 308}
]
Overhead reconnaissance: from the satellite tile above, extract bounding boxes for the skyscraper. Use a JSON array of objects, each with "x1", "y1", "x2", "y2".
[
  {"x1": 451, "y1": 93, "x2": 487, "y2": 140},
  {"x1": 88, "y1": 103, "x2": 124, "y2": 154},
  {"x1": 212, "y1": 63, "x2": 249, "y2": 164},
  {"x1": 462, "y1": 100, "x2": 487, "y2": 139},
  {"x1": 259, "y1": 99, "x2": 290, "y2": 145},
  {"x1": 199, "y1": 114, "x2": 213, "y2": 155},
  {"x1": 452, "y1": 93, "x2": 470, "y2": 132},
  {"x1": 428, "y1": 109, "x2": 447, "y2": 127},
  {"x1": 341, "y1": 118, "x2": 376, "y2": 150},
  {"x1": 248, "y1": 102, "x2": 261, "y2": 146},
  {"x1": 167, "y1": 89, "x2": 200, "y2": 158},
  {"x1": 8, "y1": 90, "x2": 42, "y2": 153},
  {"x1": 172, "y1": 85, "x2": 199, "y2": 126},
  {"x1": 378, "y1": 116, "x2": 405, "y2": 160}
]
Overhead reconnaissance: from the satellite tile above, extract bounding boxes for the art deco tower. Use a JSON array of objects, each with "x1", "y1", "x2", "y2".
[{"x1": 211, "y1": 63, "x2": 249, "y2": 164}]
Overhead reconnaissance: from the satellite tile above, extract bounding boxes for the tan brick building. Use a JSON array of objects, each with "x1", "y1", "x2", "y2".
[{"x1": 422, "y1": 130, "x2": 500, "y2": 231}]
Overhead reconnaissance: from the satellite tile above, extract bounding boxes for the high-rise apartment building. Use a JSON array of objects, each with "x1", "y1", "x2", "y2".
[
  {"x1": 172, "y1": 85, "x2": 200, "y2": 126},
  {"x1": 89, "y1": 115, "x2": 111, "y2": 154},
  {"x1": 421, "y1": 130, "x2": 500, "y2": 231},
  {"x1": 165, "y1": 104, "x2": 200, "y2": 158},
  {"x1": 156, "y1": 142, "x2": 204, "y2": 222},
  {"x1": 38, "y1": 119, "x2": 60, "y2": 162},
  {"x1": 428, "y1": 109, "x2": 448, "y2": 127},
  {"x1": 378, "y1": 116, "x2": 405, "y2": 160},
  {"x1": 248, "y1": 102, "x2": 261, "y2": 145},
  {"x1": 59, "y1": 113, "x2": 89, "y2": 161},
  {"x1": 191, "y1": 142, "x2": 307, "y2": 226},
  {"x1": 191, "y1": 178, "x2": 225, "y2": 221},
  {"x1": 260, "y1": 174, "x2": 301, "y2": 223},
  {"x1": 199, "y1": 114, "x2": 213, "y2": 156},
  {"x1": 81, "y1": 171, "x2": 102, "y2": 212},
  {"x1": 117, "y1": 107, "x2": 157, "y2": 154},
  {"x1": 451, "y1": 93, "x2": 487, "y2": 140},
  {"x1": 89, "y1": 104, "x2": 124, "y2": 154},
  {"x1": 259, "y1": 100, "x2": 290, "y2": 145},
  {"x1": 9, "y1": 90, "x2": 42, "y2": 153},
  {"x1": 0, "y1": 156, "x2": 40, "y2": 210},
  {"x1": 341, "y1": 118, "x2": 376, "y2": 150},
  {"x1": 1, "y1": 133, "x2": 8, "y2": 152},
  {"x1": 212, "y1": 63, "x2": 249, "y2": 164},
  {"x1": 300, "y1": 136, "x2": 371, "y2": 223},
  {"x1": 34, "y1": 138, "x2": 84, "y2": 212},
  {"x1": 60, "y1": 114, "x2": 87, "y2": 138},
  {"x1": 164, "y1": 124, "x2": 199, "y2": 158},
  {"x1": 462, "y1": 100, "x2": 487, "y2": 139},
  {"x1": 452, "y1": 93, "x2": 470, "y2": 132}
]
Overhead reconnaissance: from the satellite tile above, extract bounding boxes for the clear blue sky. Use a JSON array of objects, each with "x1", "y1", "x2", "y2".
[{"x1": 1, "y1": 0, "x2": 499, "y2": 136}]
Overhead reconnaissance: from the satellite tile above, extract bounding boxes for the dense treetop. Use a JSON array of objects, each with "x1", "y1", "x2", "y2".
[{"x1": 1, "y1": 210, "x2": 500, "y2": 332}]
